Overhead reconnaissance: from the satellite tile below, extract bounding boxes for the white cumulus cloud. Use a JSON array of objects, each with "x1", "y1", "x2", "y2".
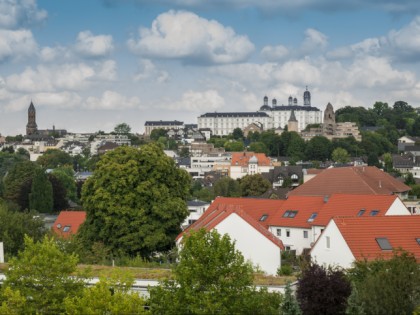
[
  {"x1": 84, "y1": 90, "x2": 141, "y2": 110},
  {"x1": 75, "y1": 30, "x2": 114, "y2": 58},
  {"x1": 127, "y1": 10, "x2": 254, "y2": 65},
  {"x1": 0, "y1": 0, "x2": 47, "y2": 29},
  {"x1": 261, "y1": 45, "x2": 289, "y2": 61},
  {"x1": 166, "y1": 89, "x2": 225, "y2": 111},
  {"x1": 0, "y1": 29, "x2": 37, "y2": 62}
]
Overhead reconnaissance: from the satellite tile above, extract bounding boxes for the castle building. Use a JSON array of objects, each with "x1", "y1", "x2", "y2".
[{"x1": 197, "y1": 88, "x2": 323, "y2": 135}]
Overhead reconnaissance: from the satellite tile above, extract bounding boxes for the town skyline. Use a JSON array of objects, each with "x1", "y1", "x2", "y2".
[{"x1": 2, "y1": 0, "x2": 420, "y2": 135}]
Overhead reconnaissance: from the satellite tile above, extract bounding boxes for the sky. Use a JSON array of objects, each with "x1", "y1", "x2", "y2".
[{"x1": 2, "y1": 0, "x2": 420, "y2": 135}]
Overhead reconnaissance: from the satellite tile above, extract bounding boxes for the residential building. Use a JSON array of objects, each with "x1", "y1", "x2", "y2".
[
  {"x1": 182, "y1": 200, "x2": 211, "y2": 229},
  {"x1": 144, "y1": 120, "x2": 184, "y2": 136},
  {"x1": 52, "y1": 211, "x2": 86, "y2": 239},
  {"x1": 230, "y1": 152, "x2": 273, "y2": 179},
  {"x1": 311, "y1": 216, "x2": 420, "y2": 268},
  {"x1": 262, "y1": 165, "x2": 303, "y2": 188}
]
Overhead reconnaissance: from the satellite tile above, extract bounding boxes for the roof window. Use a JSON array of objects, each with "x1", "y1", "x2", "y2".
[
  {"x1": 283, "y1": 210, "x2": 298, "y2": 218},
  {"x1": 259, "y1": 214, "x2": 268, "y2": 222},
  {"x1": 62, "y1": 226, "x2": 71, "y2": 233},
  {"x1": 357, "y1": 209, "x2": 365, "y2": 216},
  {"x1": 370, "y1": 210, "x2": 379, "y2": 216},
  {"x1": 416, "y1": 238, "x2": 420, "y2": 246},
  {"x1": 376, "y1": 237, "x2": 392, "y2": 250},
  {"x1": 307, "y1": 212, "x2": 318, "y2": 222}
]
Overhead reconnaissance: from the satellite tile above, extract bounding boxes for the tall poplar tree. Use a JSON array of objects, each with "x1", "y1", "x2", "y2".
[{"x1": 29, "y1": 168, "x2": 53, "y2": 213}]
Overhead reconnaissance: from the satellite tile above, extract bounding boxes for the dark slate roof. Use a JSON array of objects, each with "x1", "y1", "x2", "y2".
[
  {"x1": 289, "y1": 109, "x2": 297, "y2": 122},
  {"x1": 184, "y1": 124, "x2": 198, "y2": 129},
  {"x1": 404, "y1": 145, "x2": 420, "y2": 152},
  {"x1": 176, "y1": 157, "x2": 191, "y2": 166},
  {"x1": 262, "y1": 166, "x2": 303, "y2": 183},
  {"x1": 270, "y1": 105, "x2": 320, "y2": 112},
  {"x1": 259, "y1": 105, "x2": 272, "y2": 111},
  {"x1": 199, "y1": 112, "x2": 269, "y2": 118},
  {"x1": 145, "y1": 120, "x2": 183, "y2": 126},
  {"x1": 187, "y1": 200, "x2": 210, "y2": 207}
]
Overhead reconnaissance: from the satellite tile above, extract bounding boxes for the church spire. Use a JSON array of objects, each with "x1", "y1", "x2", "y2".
[{"x1": 26, "y1": 100, "x2": 38, "y2": 135}]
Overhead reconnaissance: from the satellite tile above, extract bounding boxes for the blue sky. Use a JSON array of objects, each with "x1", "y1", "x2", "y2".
[{"x1": 1, "y1": 0, "x2": 420, "y2": 135}]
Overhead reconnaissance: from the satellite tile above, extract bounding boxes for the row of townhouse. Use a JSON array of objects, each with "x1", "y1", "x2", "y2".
[{"x1": 179, "y1": 194, "x2": 413, "y2": 274}]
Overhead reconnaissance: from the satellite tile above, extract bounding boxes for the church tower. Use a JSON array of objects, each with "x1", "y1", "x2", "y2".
[
  {"x1": 287, "y1": 109, "x2": 298, "y2": 133},
  {"x1": 26, "y1": 101, "x2": 38, "y2": 135},
  {"x1": 303, "y1": 86, "x2": 311, "y2": 106},
  {"x1": 322, "y1": 102, "x2": 335, "y2": 135}
]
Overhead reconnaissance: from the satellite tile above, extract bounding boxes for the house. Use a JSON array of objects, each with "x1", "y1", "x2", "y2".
[
  {"x1": 97, "y1": 142, "x2": 119, "y2": 154},
  {"x1": 230, "y1": 152, "x2": 273, "y2": 179},
  {"x1": 52, "y1": 211, "x2": 86, "y2": 238},
  {"x1": 178, "y1": 197, "x2": 285, "y2": 274},
  {"x1": 311, "y1": 216, "x2": 420, "y2": 269},
  {"x1": 182, "y1": 200, "x2": 211, "y2": 229},
  {"x1": 287, "y1": 166, "x2": 410, "y2": 199},
  {"x1": 397, "y1": 136, "x2": 420, "y2": 152},
  {"x1": 262, "y1": 165, "x2": 303, "y2": 188}
]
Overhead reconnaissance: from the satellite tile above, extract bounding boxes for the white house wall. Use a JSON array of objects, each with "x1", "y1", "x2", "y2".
[
  {"x1": 269, "y1": 226, "x2": 312, "y2": 255},
  {"x1": 385, "y1": 198, "x2": 411, "y2": 215},
  {"x1": 310, "y1": 220, "x2": 355, "y2": 269},
  {"x1": 215, "y1": 213, "x2": 281, "y2": 275}
]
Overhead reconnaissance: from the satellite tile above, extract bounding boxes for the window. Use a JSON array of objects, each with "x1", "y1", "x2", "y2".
[
  {"x1": 357, "y1": 209, "x2": 365, "y2": 216},
  {"x1": 259, "y1": 214, "x2": 268, "y2": 222},
  {"x1": 307, "y1": 212, "x2": 318, "y2": 222},
  {"x1": 326, "y1": 236, "x2": 330, "y2": 249},
  {"x1": 286, "y1": 230, "x2": 290, "y2": 237},
  {"x1": 303, "y1": 231, "x2": 308, "y2": 238},
  {"x1": 62, "y1": 226, "x2": 71, "y2": 232},
  {"x1": 276, "y1": 229, "x2": 281, "y2": 236},
  {"x1": 370, "y1": 210, "x2": 379, "y2": 216},
  {"x1": 376, "y1": 237, "x2": 392, "y2": 250},
  {"x1": 416, "y1": 238, "x2": 420, "y2": 245},
  {"x1": 283, "y1": 210, "x2": 298, "y2": 218}
]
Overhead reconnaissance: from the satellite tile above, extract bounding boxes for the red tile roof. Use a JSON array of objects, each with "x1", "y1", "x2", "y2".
[
  {"x1": 178, "y1": 197, "x2": 284, "y2": 249},
  {"x1": 332, "y1": 216, "x2": 420, "y2": 261},
  {"x1": 266, "y1": 196, "x2": 325, "y2": 228},
  {"x1": 312, "y1": 194, "x2": 401, "y2": 226},
  {"x1": 52, "y1": 211, "x2": 86, "y2": 238},
  {"x1": 288, "y1": 166, "x2": 410, "y2": 197},
  {"x1": 231, "y1": 152, "x2": 271, "y2": 166}
]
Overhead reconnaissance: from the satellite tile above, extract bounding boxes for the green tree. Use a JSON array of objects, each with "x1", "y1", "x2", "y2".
[
  {"x1": 213, "y1": 176, "x2": 241, "y2": 197},
  {"x1": 232, "y1": 127, "x2": 244, "y2": 140},
  {"x1": 296, "y1": 263, "x2": 351, "y2": 315},
  {"x1": 79, "y1": 144, "x2": 191, "y2": 258},
  {"x1": 52, "y1": 166, "x2": 78, "y2": 202},
  {"x1": 286, "y1": 132, "x2": 306, "y2": 161},
  {"x1": 0, "y1": 201, "x2": 46, "y2": 257},
  {"x1": 331, "y1": 147, "x2": 350, "y2": 164},
  {"x1": 305, "y1": 136, "x2": 332, "y2": 161},
  {"x1": 382, "y1": 152, "x2": 393, "y2": 172},
  {"x1": 249, "y1": 141, "x2": 269, "y2": 154},
  {"x1": 347, "y1": 250, "x2": 420, "y2": 315},
  {"x1": 405, "y1": 172, "x2": 416, "y2": 185},
  {"x1": 29, "y1": 168, "x2": 53, "y2": 213},
  {"x1": 150, "y1": 128, "x2": 168, "y2": 141},
  {"x1": 64, "y1": 270, "x2": 147, "y2": 315},
  {"x1": 149, "y1": 229, "x2": 282, "y2": 314},
  {"x1": 224, "y1": 140, "x2": 245, "y2": 152},
  {"x1": 1, "y1": 235, "x2": 85, "y2": 314},
  {"x1": 281, "y1": 282, "x2": 302, "y2": 315},
  {"x1": 114, "y1": 122, "x2": 132, "y2": 135},
  {"x1": 48, "y1": 173, "x2": 70, "y2": 211},
  {"x1": 240, "y1": 174, "x2": 271, "y2": 197},
  {"x1": 36, "y1": 149, "x2": 73, "y2": 169}
]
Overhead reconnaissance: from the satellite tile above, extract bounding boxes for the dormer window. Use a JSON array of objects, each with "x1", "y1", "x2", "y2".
[
  {"x1": 376, "y1": 237, "x2": 392, "y2": 250},
  {"x1": 259, "y1": 214, "x2": 268, "y2": 222}
]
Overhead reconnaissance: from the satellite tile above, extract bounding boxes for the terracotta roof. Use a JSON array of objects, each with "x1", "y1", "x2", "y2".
[
  {"x1": 178, "y1": 197, "x2": 284, "y2": 249},
  {"x1": 265, "y1": 196, "x2": 325, "y2": 228},
  {"x1": 312, "y1": 194, "x2": 402, "y2": 226},
  {"x1": 288, "y1": 166, "x2": 410, "y2": 197},
  {"x1": 52, "y1": 211, "x2": 86, "y2": 238},
  {"x1": 305, "y1": 168, "x2": 324, "y2": 175},
  {"x1": 332, "y1": 216, "x2": 420, "y2": 261},
  {"x1": 231, "y1": 152, "x2": 271, "y2": 167}
]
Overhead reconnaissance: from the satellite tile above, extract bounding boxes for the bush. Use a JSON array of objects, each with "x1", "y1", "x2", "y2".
[{"x1": 278, "y1": 264, "x2": 293, "y2": 276}]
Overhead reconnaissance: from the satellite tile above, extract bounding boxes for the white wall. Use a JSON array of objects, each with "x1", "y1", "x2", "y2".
[
  {"x1": 310, "y1": 220, "x2": 355, "y2": 269},
  {"x1": 216, "y1": 213, "x2": 281, "y2": 275},
  {"x1": 269, "y1": 226, "x2": 312, "y2": 255},
  {"x1": 385, "y1": 198, "x2": 411, "y2": 215}
]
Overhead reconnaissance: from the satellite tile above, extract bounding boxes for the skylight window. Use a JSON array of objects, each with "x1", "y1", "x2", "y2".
[
  {"x1": 62, "y1": 226, "x2": 71, "y2": 233},
  {"x1": 259, "y1": 214, "x2": 268, "y2": 222},
  {"x1": 416, "y1": 238, "x2": 420, "y2": 246},
  {"x1": 307, "y1": 212, "x2": 318, "y2": 222},
  {"x1": 370, "y1": 210, "x2": 379, "y2": 216},
  {"x1": 283, "y1": 210, "x2": 298, "y2": 218},
  {"x1": 376, "y1": 237, "x2": 392, "y2": 250},
  {"x1": 357, "y1": 209, "x2": 365, "y2": 216}
]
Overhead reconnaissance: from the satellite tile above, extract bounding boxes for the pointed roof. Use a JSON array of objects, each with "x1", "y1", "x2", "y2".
[
  {"x1": 28, "y1": 100, "x2": 35, "y2": 112},
  {"x1": 288, "y1": 109, "x2": 297, "y2": 122},
  {"x1": 231, "y1": 152, "x2": 271, "y2": 167},
  {"x1": 52, "y1": 211, "x2": 86, "y2": 238},
  {"x1": 331, "y1": 216, "x2": 420, "y2": 261},
  {"x1": 288, "y1": 166, "x2": 410, "y2": 197}
]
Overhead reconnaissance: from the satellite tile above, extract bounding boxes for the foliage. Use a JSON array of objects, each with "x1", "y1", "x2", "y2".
[
  {"x1": 36, "y1": 149, "x2": 73, "y2": 168},
  {"x1": 382, "y1": 152, "x2": 393, "y2": 172},
  {"x1": 240, "y1": 174, "x2": 271, "y2": 197},
  {"x1": 29, "y1": 168, "x2": 53, "y2": 213},
  {"x1": 249, "y1": 141, "x2": 269, "y2": 154},
  {"x1": 79, "y1": 144, "x2": 191, "y2": 258},
  {"x1": 3, "y1": 160, "x2": 38, "y2": 210},
  {"x1": 296, "y1": 263, "x2": 351, "y2": 315},
  {"x1": 149, "y1": 229, "x2": 282, "y2": 314},
  {"x1": 232, "y1": 127, "x2": 244, "y2": 140},
  {"x1": 213, "y1": 176, "x2": 241, "y2": 197},
  {"x1": 48, "y1": 173, "x2": 69, "y2": 211},
  {"x1": 367, "y1": 152, "x2": 380, "y2": 168},
  {"x1": 285, "y1": 132, "x2": 306, "y2": 161},
  {"x1": 52, "y1": 166, "x2": 78, "y2": 202},
  {"x1": 347, "y1": 250, "x2": 420, "y2": 315},
  {"x1": 281, "y1": 282, "x2": 302, "y2": 315},
  {"x1": 404, "y1": 172, "x2": 416, "y2": 185},
  {"x1": 277, "y1": 264, "x2": 293, "y2": 276},
  {"x1": 305, "y1": 136, "x2": 332, "y2": 161},
  {"x1": 150, "y1": 128, "x2": 168, "y2": 141},
  {"x1": 64, "y1": 270, "x2": 147, "y2": 315},
  {"x1": 332, "y1": 147, "x2": 350, "y2": 163},
  {"x1": 0, "y1": 201, "x2": 46, "y2": 258},
  {"x1": 113, "y1": 122, "x2": 132, "y2": 135},
  {"x1": 1, "y1": 235, "x2": 85, "y2": 314},
  {"x1": 224, "y1": 140, "x2": 245, "y2": 151}
]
